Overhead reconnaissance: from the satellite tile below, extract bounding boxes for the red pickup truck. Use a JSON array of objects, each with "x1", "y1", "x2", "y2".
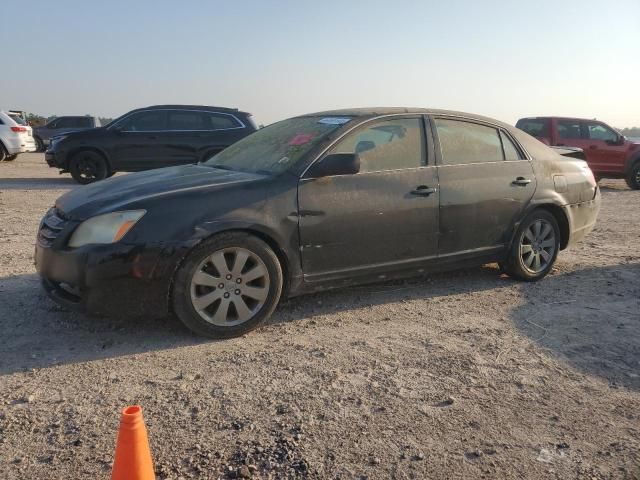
[{"x1": 516, "y1": 116, "x2": 640, "y2": 189}]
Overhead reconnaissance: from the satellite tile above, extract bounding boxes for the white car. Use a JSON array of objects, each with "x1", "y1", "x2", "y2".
[{"x1": 0, "y1": 110, "x2": 37, "y2": 161}]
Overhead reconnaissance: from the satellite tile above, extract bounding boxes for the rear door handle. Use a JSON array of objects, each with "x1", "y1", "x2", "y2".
[
  {"x1": 410, "y1": 185, "x2": 437, "y2": 196},
  {"x1": 512, "y1": 177, "x2": 532, "y2": 186}
]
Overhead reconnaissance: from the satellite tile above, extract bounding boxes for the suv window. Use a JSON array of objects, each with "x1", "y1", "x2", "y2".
[
  {"x1": 516, "y1": 119, "x2": 549, "y2": 138},
  {"x1": 500, "y1": 131, "x2": 523, "y2": 161},
  {"x1": 557, "y1": 120, "x2": 583, "y2": 140},
  {"x1": 205, "y1": 113, "x2": 241, "y2": 130},
  {"x1": 79, "y1": 117, "x2": 94, "y2": 128},
  {"x1": 118, "y1": 111, "x2": 167, "y2": 132},
  {"x1": 586, "y1": 123, "x2": 618, "y2": 142},
  {"x1": 56, "y1": 117, "x2": 82, "y2": 128},
  {"x1": 328, "y1": 118, "x2": 425, "y2": 172},
  {"x1": 166, "y1": 111, "x2": 242, "y2": 131},
  {"x1": 435, "y1": 119, "x2": 503, "y2": 165},
  {"x1": 8, "y1": 114, "x2": 26, "y2": 126}
]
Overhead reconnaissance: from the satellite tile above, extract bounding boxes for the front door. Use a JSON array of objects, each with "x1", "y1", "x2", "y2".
[
  {"x1": 110, "y1": 110, "x2": 168, "y2": 170},
  {"x1": 297, "y1": 116, "x2": 439, "y2": 281},
  {"x1": 583, "y1": 121, "x2": 627, "y2": 175},
  {"x1": 433, "y1": 117, "x2": 536, "y2": 256}
]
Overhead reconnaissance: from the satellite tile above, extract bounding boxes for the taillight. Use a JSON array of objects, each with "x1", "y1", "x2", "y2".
[{"x1": 10, "y1": 126, "x2": 27, "y2": 133}]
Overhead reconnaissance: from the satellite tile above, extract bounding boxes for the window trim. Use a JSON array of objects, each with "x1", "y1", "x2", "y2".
[
  {"x1": 109, "y1": 108, "x2": 246, "y2": 133},
  {"x1": 301, "y1": 114, "x2": 433, "y2": 178}
]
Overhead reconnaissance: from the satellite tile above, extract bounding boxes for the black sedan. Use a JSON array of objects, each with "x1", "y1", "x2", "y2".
[{"x1": 35, "y1": 108, "x2": 601, "y2": 338}]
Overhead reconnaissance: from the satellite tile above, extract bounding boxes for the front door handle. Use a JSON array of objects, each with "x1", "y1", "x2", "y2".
[
  {"x1": 410, "y1": 185, "x2": 437, "y2": 196},
  {"x1": 512, "y1": 177, "x2": 532, "y2": 186}
]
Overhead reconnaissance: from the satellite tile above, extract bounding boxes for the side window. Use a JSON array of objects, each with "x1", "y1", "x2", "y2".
[
  {"x1": 55, "y1": 118, "x2": 76, "y2": 128},
  {"x1": 205, "y1": 113, "x2": 241, "y2": 130},
  {"x1": 47, "y1": 119, "x2": 59, "y2": 129},
  {"x1": 328, "y1": 118, "x2": 425, "y2": 172},
  {"x1": 435, "y1": 119, "x2": 503, "y2": 165},
  {"x1": 167, "y1": 111, "x2": 205, "y2": 130},
  {"x1": 119, "y1": 111, "x2": 167, "y2": 132},
  {"x1": 79, "y1": 117, "x2": 94, "y2": 128},
  {"x1": 500, "y1": 131, "x2": 523, "y2": 161},
  {"x1": 557, "y1": 120, "x2": 583, "y2": 140},
  {"x1": 516, "y1": 119, "x2": 549, "y2": 138},
  {"x1": 587, "y1": 123, "x2": 618, "y2": 142}
]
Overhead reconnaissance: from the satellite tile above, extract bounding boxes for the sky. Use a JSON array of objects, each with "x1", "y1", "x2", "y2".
[{"x1": 1, "y1": 0, "x2": 639, "y2": 128}]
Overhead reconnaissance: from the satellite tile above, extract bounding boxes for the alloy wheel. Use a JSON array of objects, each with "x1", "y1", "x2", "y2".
[
  {"x1": 190, "y1": 247, "x2": 270, "y2": 326},
  {"x1": 520, "y1": 219, "x2": 556, "y2": 274}
]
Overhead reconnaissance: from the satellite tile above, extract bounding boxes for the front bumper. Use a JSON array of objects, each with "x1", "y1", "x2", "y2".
[{"x1": 35, "y1": 240, "x2": 188, "y2": 319}]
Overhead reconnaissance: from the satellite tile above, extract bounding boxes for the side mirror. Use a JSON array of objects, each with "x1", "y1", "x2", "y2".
[
  {"x1": 605, "y1": 135, "x2": 625, "y2": 146},
  {"x1": 306, "y1": 153, "x2": 360, "y2": 178}
]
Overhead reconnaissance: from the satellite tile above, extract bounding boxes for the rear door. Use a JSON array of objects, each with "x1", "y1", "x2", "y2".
[
  {"x1": 298, "y1": 116, "x2": 439, "y2": 281},
  {"x1": 433, "y1": 117, "x2": 536, "y2": 256},
  {"x1": 163, "y1": 110, "x2": 246, "y2": 166}
]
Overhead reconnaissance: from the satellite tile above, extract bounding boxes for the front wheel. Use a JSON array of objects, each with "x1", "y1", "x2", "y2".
[
  {"x1": 5, "y1": 154, "x2": 17, "y2": 161},
  {"x1": 172, "y1": 232, "x2": 283, "y2": 338},
  {"x1": 69, "y1": 151, "x2": 109, "y2": 184},
  {"x1": 626, "y1": 162, "x2": 640, "y2": 190},
  {"x1": 503, "y1": 210, "x2": 560, "y2": 282}
]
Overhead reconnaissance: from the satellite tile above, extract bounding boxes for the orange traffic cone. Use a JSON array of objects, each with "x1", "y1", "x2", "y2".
[{"x1": 111, "y1": 405, "x2": 155, "y2": 480}]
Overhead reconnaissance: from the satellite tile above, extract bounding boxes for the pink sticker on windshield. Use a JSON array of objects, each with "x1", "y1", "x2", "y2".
[{"x1": 288, "y1": 133, "x2": 314, "y2": 146}]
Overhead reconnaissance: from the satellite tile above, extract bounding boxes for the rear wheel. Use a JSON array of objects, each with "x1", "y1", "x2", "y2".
[
  {"x1": 69, "y1": 150, "x2": 109, "y2": 184},
  {"x1": 5, "y1": 154, "x2": 17, "y2": 161},
  {"x1": 172, "y1": 232, "x2": 283, "y2": 338},
  {"x1": 625, "y1": 162, "x2": 640, "y2": 190},
  {"x1": 503, "y1": 210, "x2": 560, "y2": 282},
  {"x1": 34, "y1": 136, "x2": 45, "y2": 152},
  {"x1": 0, "y1": 144, "x2": 7, "y2": 161}
]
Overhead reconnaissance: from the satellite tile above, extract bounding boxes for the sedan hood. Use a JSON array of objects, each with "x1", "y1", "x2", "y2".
[{"x1": 56, "y1": 164, "x2": 265, "y2": 219}]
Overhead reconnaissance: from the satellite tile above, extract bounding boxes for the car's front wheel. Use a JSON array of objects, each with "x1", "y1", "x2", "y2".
[
  {"x1": 503, "y1": 209, "x2": 560, "y2": 282},
  {"x1": 626, "y1": 162, "x2": 640, "y2": 190},
  {"x1": 69, "y1": 150, "x2": 109, "y2": 184},
  {"x1": 172, "y1": 232, "x2": 283, "y2": 338}
]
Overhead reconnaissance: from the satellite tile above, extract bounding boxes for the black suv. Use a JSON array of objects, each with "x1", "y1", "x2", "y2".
[{"x1": 45, "y1": 105, "x2": 257, "y2": 184}]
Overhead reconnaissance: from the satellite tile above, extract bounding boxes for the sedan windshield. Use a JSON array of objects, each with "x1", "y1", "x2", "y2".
[{"x1": 204, "y1": 116, "x2": 352, "y2": 174}]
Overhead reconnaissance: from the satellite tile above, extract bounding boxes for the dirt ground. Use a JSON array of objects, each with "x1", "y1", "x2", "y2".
[{"x1": 0, "y1": 154, "x2": 639, "y2": 480}]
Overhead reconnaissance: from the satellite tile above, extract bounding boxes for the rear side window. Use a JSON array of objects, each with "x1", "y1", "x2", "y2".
[
  {"x1": 557, "y1": 120, "x2": 583, "y2": 140},
  {"x1": 329, "y1": 118, "x2": 425, "y2": 172},
  {"x1": 435, "y1": 119, "x2": 503, "y2": 165},
  {"x1": 500, "y1": 131, "x2": 523, "y2": 160},
  {"x1": 79, "y1": 117, "x2": 94, "y2": 128},
  {"x1": 516, "y1": 118, "x2": 549, "y2": 138},
  {"x1": 205, "y1": 113, "x2": 241, "y2": 130},
  {"x1": 9, "y1": 114, "x2": 26, "y2": 126},
  {"x1": 168, "y1": 111, "x2": 204, "y2": 130},
  {"x1": 56, "y1": 117, "x2": 81, "y2": 128}
]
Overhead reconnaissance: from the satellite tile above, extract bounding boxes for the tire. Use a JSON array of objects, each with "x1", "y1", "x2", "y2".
[
  {"x1": 172, "y1": 232, "x2": 283, "y2": 338},
  {"x1": 625, "y1": 162, "x2": 640, "y2": 190},
  {"x1": 503, "y1": 209, "x2": 560, "y2": 282},
  {"x1": 0, "y1": 143, "x2": 6, "y2": 162},
  {"x1": 69, "y1": 150, "x2": 109, "y2": 184},
  {"x1": 34, "y1": 136, "x2": 45, "y2": 153},
  {"x1": 5, "y1": 154, "x2": 17, "y2": 161}
]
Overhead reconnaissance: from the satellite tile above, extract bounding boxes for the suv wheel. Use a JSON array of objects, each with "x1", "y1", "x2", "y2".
[
  {"x1": 625, "y1": 162, "x2": 640, "y2": 190},
  {"x1": 5, "y1": 154, "x2": 17, "y2": 161},
  {"x1": 69, "y1": 151, "x2": 109, "y2": 184},
  {"x1": 172, "y1": 232, "x2": 283, "y2": 338},
  {"x1": 0, "y1": 144, "x2": 7, "y2": 162},
  {"x1": 503, "y1": 209, "x2": 560, "y2": 282},
  {"x1": 34, "y1": 136, "x2": 45, "y2": 152}
]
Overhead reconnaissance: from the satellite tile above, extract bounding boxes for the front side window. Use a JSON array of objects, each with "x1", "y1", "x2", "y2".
[
  {"x1": 435, "y1": 119, "x2": 503, "y2": 165},
  {"x1": 587, "y1": 123, "x2": 618, "y2": 142},
  {"x1": 557, "y1": 120, "x2": 583, "y2": 140},
  {"x1": 328, "y1": 118, "x2": 425, "y2": 172},
  {"x1": 118, "y1": 111, "x2": 167, "y2": 132}
]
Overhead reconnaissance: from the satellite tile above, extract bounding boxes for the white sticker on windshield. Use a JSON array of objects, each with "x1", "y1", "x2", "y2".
[{"x1": 318, "y1": 117, "x2": 351, "y2": 125}]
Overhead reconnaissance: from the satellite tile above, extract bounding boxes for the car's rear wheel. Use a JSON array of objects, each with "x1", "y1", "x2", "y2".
[
  {"x1": 172, "y1": 232, "x2": 283, "y2": 338},
  {"x1": 5, "y1": 154, "x2": 17, "y2": 161},
  {"x1": 503, "y1": 209, "x2": 560, "y2": 282},
  {"x1": 69, "y1": 150, "x2": 109, "y2": 184},
  {"x1": 625, "y1": 162, "x2": 640, "y2": 190},
  {"x1": 0, "y1": 144, "x2": 7, "y2": 162}
]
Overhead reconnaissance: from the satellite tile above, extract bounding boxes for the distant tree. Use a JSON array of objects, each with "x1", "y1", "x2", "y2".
[
  {"x1": 620, "y1": 127, "x2": 640, "y2": 137},
  {"x1": 98, "y1": 117, "x2": 114, "y2": 125}
]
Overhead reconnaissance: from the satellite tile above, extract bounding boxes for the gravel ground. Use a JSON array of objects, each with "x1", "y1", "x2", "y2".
[{"x1": 1, "y1": 154, "x2": 639, "y2": 480}]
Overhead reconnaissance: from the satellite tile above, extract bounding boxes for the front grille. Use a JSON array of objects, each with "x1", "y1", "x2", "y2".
[{"x1": 38, "y1": 207, "x2": 69, "y2": 247}]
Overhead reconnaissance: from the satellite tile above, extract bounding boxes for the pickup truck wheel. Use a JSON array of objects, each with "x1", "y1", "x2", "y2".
[
  {"x1": 625, "y1": 163, "x2": 640, "y2": 190},
  {"x1": 69, "y1": 151, "x2": 109, "y2": 184},
  {"x1": 503, "y1": 210, "x2": 560, "y2": 282}
]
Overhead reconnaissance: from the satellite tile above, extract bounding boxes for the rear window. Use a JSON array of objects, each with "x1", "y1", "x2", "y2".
[
  {"x1": 9, "y1": 114, "x2": 26, "y2": 125},
  {"x1": 516, "y1": 118, "x2": 549, "y2": 138}
]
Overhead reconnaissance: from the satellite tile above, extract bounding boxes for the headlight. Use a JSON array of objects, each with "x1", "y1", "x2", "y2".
[
  {"x1": 68, "y1": 210, "x2": 146, "y2": 248},
  {"x1": 49, "y1": 135, "x2": 68, "y2": 149}
]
